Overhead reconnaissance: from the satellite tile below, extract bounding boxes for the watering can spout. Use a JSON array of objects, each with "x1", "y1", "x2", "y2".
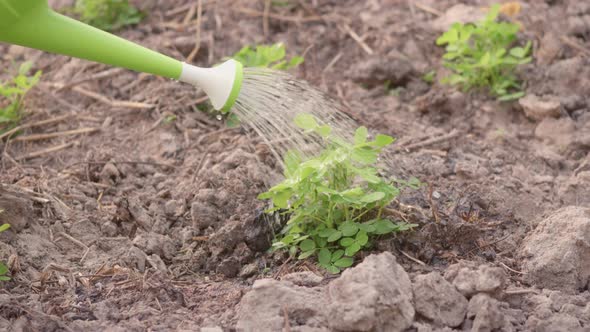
[{"x1": 0, "y1": 0, "x2": 243, "y2": 111}]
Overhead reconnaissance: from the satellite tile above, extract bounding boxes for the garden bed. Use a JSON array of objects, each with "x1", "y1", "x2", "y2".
[{"x1": 1, "y1": 0, "x2": 589, "y2": 330}]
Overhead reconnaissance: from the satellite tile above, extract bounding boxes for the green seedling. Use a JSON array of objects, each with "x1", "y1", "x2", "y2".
[
  {"x1": 74, "y1": 0, "x2": 144, "y2": 31},
  {"x1": 0, "y1": 219, "x2": 10, "y2": 281},
  {"x1": 422, "y1": 70, "x2": 436, "y2": 84},
  {"x1": 436, "y1": 3, "x2": 532, "y2": 101},
  {"x1": 230, "y1": 43, "x2": 304, "y2": 70},
  {"x1": 259, "y1": 114, "x2": 418, "y2": 273},
  {"x1": 0, "y1": 62, "x2": 42, "y2": 135}
]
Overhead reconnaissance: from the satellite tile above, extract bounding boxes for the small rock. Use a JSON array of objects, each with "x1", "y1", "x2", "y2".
[
  {"x1": 281, "y1": 271, "x2": 324, "y2": 287},
  {"x1": 127, "y1": 197, "x2": 154, "y2": 231},
  {"x1": 413, "y1": 272, "x2": 468, "y2": 327},
  {"x1": 146, "y1": 254, "x2": 168, "y2": 273},
  {"x1": 217, "y1": 256, "x2": 241, "y2": 278},
  {"x1": 431, "y1": 4, "x2": 485, "y2": 32},
  {"x1": 239, "y1": 263, "x2": 258, "y2": 278},
  {"x1": 191, "y1": 202, "x2": 218, "y2": 229},
  {"x1": 132, "y1": 232, "x2": 175, "y2": 260},
  {"x1": 327, "y1": 252, "x2": 414, "y2": 332},
  {"x1": 164, "y1": 199, "x2": 185, "y2": 218},
  {"x1": 534, "y1": 117, "x2": 576, "y2": 148},
  {"x1": 236, "y1": 278, "x2": 327, "y2": 332},
  {"x1": 520, "y1": 206, "x2": 590, "y2": 293},
  {"x1": 99, "y1": 163, "x2": 120, "y2": 184},
  {"x1": 444, "y1": 262, "x2": 506, "y2": 297},
  {"x1": 526, "y1": 313, "x2": 582, "y2": 332},
  {"x1": 468, "y1": 294, "x2": 513, "y2": 332},
  {"x1": 200, "y1": 327, "x2": 223, "y2": 332},
  {"x1": 347, "y1": 56, "x2": 414, "y2": 87},
  {"x1": 519, "y1": 94, "x2": 562, "y2": 121},
  {"x1": 536, "y1": 32, "x2": 561, "y2": 66}
]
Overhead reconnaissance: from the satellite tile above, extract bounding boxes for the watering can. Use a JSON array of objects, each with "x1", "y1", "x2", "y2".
[{"x1": 0, "y1": 0, "x2": 243, "y2": 111}]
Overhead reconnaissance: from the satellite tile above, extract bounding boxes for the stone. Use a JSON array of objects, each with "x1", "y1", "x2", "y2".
[
  {"x1": 520, "y1": 206, "x2": 590, "y2": 293},
  {"x1": 327, "y1": 252, "x2": 414, "y2": 332},
  {"x1": 444, "y1": 262, "x2": 506, "y2": 297},
  {"x1": 467, "y1": 294, "x2": 513, "y2": 332},
  {"x1": 519, "y1": 94, "x2": 561, "y2": 121},
  {"x1": 236, "y1": 278, "x2": 327, "y2": 332},
  {"x1": 431, "y1": 4, "x2": 485, "y2": 32},
  {"x1": 413, "y1": 272, "x2": 468, "y2": 327},
  {"x1": 132, "y1": 232, "x2": 175, "y2": 260},
  {"x1": 281, "y1": 271, "x2": 324, "y2": 287}
]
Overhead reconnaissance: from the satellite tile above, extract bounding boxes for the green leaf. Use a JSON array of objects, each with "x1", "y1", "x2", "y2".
[
  {"x1": 497, "y1": 91, "x2": 525, "y2": 101},
  {"x1": 339, "y1": 237, "x2": 355, "y2": 247},
  {"x1": 315, "y1": 125, "x2": 332, "y2": 137},
  {"x1": 283, "y1": 150, "x2": 301, "y2": 177},
  {"x1": 358, "y1": 223, "x2": 376, "y2": 233},
  {"x1": 318, "y1": 248, "x2": 331, "y2": 266},
  {"x1": 333, "y1": 257, "x2": 354, "y2": 268},
  {"x1": 339, "y1": 223, "x2": 359, "y2": 237},
  {"x1": 289, "y1": 245, "x2": 298, "y2": 257},
  {"x1": 360, "y1": 192, "x2": 385, "y2": 203},
  {"x1": 354, "y1": 126, "x2": 368, "y2": 145},
  {"x1": 0, "y1": 264, "x2": 8, "y2": 275},
  {"x1": 372, "y1": 134, "x2": 395, "y2": 147},
  {"x1": 294, "y1": 113, "x2": 318, "y2": 130},
  {"x1": 509, "y1": 47, "x2": 526, "y2": 58},
  {"x1": 318, "y1": 228, "x2": 336, "y2": 238},
  {"x1": 326, "y1": 265, "x2": 340, "y2": 274},
  {"x1": 0, "y1": 276, "x2": 10, "y2": 281},
  {"x1": 345, "y1": 243, "x2": 361, "y2": 256},
  {"x1": 331, "y1": 250, "x2": 344, "y2": 262},
  {"x1": 356, "y1": 230, "x2": 369, "y2": 246},
  {"x1": 299, "y1": 239, "x2": 316, "y2": 252},
  {"x1": 327, "y1": 231, "x2": 342, "y2": 242},
  {"x1": 351, "y1": 148, "x2": 378, "y2": 164},
  {"x1": 373, "y1": 219, "x2": 397, "y2": 235},
  {"x1": 298, "y1": 250, "x2": 315, "y2": 259},
  {"x1": 0, "y1": 224, "x2": 10, "y2": 233}
]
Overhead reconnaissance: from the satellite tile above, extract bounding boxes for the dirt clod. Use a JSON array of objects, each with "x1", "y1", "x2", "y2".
[
  {"x1": 413, "y1": 272, "x2": 468, "y2": 328},
  {"x1": 327, "y1": 252, "x2": 414, "y2": 332},
  {"x1": 519, "y1": 94, "x2": 562, "y2": 121},
  {"x1": 444, "y1": 262, "x2": 506, "y2": 298},
  {"x1": 521, "y1": 206, "x2": 590, "y2": 293}
]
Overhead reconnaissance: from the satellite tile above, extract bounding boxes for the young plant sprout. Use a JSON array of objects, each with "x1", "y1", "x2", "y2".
[
  {"x1": 436, "y1": 3, "x2": 532, "y2": 101},
  {"x1": 259, "y1": 114, "x2": 418, "y2": 273}
]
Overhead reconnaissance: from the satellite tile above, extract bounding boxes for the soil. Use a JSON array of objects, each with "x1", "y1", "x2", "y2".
[{"x1": 1, "y1": 0, "x2": 589, "y2": 331}]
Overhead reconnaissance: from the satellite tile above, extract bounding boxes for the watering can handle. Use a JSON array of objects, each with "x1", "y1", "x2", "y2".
[{"x1": 0, "y1": 0, "x2": 183, "y2": 80}]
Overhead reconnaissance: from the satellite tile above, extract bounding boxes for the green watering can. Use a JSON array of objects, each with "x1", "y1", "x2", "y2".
[{"x1": 0, "y1": 0, "x2": 243, "y2": 111}]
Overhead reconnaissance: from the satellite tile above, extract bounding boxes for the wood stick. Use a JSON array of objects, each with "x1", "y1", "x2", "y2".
[
  {"x1": 413, "y1": 2, "x2": 443, "y2": 16},
  {"x1": 57, "y1": 68, "x2": 124, "y2": 91},
  {"x1": 187, "y1": 0, "x2": 203, "y2": 63},
  {"x1": 14, "y1": 127, "x2": 99, "y2": 142},
  {"x1": 0, "y1": 115, "x2": 72, "y2": 140},
  {"x1": 16, "y1": 142, "x2": 74, "y2": 161},
  {"x1": 342, "y1": 24, "x2": 374, "y2": 55},
  {"x1": 399, "y1": 129, "x2": 459, "y2": 151}
]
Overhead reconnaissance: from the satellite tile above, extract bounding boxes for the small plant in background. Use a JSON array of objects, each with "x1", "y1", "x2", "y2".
[
  {"x1": 0, "y1": 62, "x2": 42, "y2": 135},
  {"x1": 0, "y1": 217, "x2": 10, "y2": 281},
  {"x1": 259, "y1": 114, "x2": 418, "y2": 273},
  {"x1": 230, "y1": 43, "x2": 304, "y2": 70},
  {"x1": 74, "y1": 0, "x2": 144, "y2": 32},
  {"x1": 436, "y1": 3, "x2": 532, "y2": 101}
]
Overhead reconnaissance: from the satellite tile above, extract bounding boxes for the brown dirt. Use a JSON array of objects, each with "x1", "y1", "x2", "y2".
[{"x1": 1, "y1": 0, "x2": 589, "y2": 331}]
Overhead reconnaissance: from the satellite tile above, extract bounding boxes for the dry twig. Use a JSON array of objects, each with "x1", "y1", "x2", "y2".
[{"x1": 14, "y1": 127, "x2": 99, "y2": 142}]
